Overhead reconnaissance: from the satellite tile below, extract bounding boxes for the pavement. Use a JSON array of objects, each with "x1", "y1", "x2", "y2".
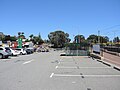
[
  {"x1": 103, "y1": 52, "x2": 120, "y2": 67},
  {"x1": 0, "y1": 50, "x2": 120, "y2": 90}
]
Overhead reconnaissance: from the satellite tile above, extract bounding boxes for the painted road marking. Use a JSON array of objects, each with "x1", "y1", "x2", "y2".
[
  {"x1": 59, "y1": 61, "x2": 74, "y2": 62},
  {"x1": 23, "y1": 59, "x2": 34, "y2": 65},
  {"x1": 56, "y1": 66, "x2": 112, "y2": 69},
  {"x1": 61, "y1": 56, "x2": 72, "y2": 58},
  {"x1": 52, "y1": 74, "x2": 120, "y2": 77},
  {"x1": 50, "y1": 73, "x2": 54, "y2": 78},
  {"x1": 55, "y1": 66, "x2": 58, "y2": 69}
]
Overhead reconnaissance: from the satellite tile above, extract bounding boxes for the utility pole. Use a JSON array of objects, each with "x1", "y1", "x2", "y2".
[{"x1": 113, "y1": 31, "x2": 116, "y2": 44}]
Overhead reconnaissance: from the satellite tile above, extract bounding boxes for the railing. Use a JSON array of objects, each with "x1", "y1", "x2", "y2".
[{"x1": 65, "y1": 50, "x2": 89, "y2": 56}]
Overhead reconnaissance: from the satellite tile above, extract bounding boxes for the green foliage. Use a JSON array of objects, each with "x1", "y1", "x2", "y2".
[
  {"x1": 25, "y1": 39, "x2": 30, "y2": 42},
  {"x1": 74, "y1": 35, "x2": 85, "y2": 43},
  {"x1": 29, "y1": 34, "x2": 34, "y2": 40},
  {"x1": 87, "y1": 34, "x2": 98, "y2": 43},
  {"x1": 113, "y1": 36, "x2": 119, "y2": 43},
  {"x1": 48, "y1": 30, "x2": 70, "y2": 47},
  {"x1": 3, "y1": 35, "x2": 17, "y2": 41},
  {"x1": 30, "y1": 33, "x2": 44, "y2": 45},
  {"x1": 87, "y1": 34, "x2": 109, "y2": 44},
  {"x1": 18, "y1": 32, "x2": 25, "y2": 39},
  {"x1": 10, "y1": 36, "x2": 17, "y2": 41}
]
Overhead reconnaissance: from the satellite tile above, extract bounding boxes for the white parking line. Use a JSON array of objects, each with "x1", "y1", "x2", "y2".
[
  {"x1": 61, "y1": 56, "x2": 72, "y2": 58},
  {"x1": 23, "y1": 59, "x2": 34, "y2": 65},
  {"x1": 55, "y1": 66, "x2": 58, "y2": 69},
  {"x1": 56, "y1": 66, "x2": 112, "y2": 69},
  {"x1": 56, "y1": 66, "x2": 77, "y2": 69},
  {"x1": 50, "y1": 73, "x2": 54, "y2": 78},
  {"x1": 53, "y1": 74, "x2": 120, "y2": 77}
]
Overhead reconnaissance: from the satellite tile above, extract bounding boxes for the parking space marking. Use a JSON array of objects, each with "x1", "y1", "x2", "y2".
[
  {"x1": 50, "y1": 73, "x2": 54, "y2": 78},
  {"x1": 55, "y1": 66, "x2": 58, "y2": 69},
  {"x1": 61, "y1": 56, "x2": 72, "y2": 58},
  {"x1": 52, "y1": 74, "x2": 120, "y2": 77},
  {"x1": 56, "y1": 66, "x2": 112, "y2": 69},
  {"x1": 23, "y1": 59, "x2": 34, "y2": 65},
  {"x1": 56, "y1": 66, "x2": 77, "y2": 69}
]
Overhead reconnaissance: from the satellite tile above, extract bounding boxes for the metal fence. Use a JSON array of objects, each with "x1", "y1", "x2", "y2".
[
  {"x1": 65, "y1": 50, "x2": 89, "y2": 56},
  {"x1": 64, "y1": 43, "x2": 91, "y2": 56}
]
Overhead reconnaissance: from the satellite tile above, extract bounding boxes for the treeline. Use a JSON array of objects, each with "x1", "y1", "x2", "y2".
[
  {"x1": 0, "y1": 30, "x2": 120, "y2": 47},
  {"x1": 48, "y1": 30, "x2": 120, "y2": 48}
]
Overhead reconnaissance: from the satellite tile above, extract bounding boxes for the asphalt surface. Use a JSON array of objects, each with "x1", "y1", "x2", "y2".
[{"x1": 0, "y1": 50, "x2": 120, "y2": 90}]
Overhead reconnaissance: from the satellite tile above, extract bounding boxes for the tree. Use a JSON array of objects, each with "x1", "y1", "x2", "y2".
[
  {"x1": 18, "y1": 32, "x2": 25, "y2": 39},
  {"x1": 29, "y1": 34, "x2": 34, "y2": 40},
  {"x1": 10, "y1": 36, "x2": 17, "y2": 41},
  {"x1": 104, "y1": 36, "x2": 109, "y2": 43},
  {"x1": 113, "y1": 36, "x2": 119, "y2": 43},
  {"x1": 32, "y1": 33, "x2": 44, "y2": 45},
  {"x1": 87, "y1": 34, "x2": 98, "y2": 44},
  {"x1": 48, "y1": 30, "x2": 70, "y2": 47},
  {"x1": 87, "y1": 34, "x2": 109, "y2": 44},
  {"x1": 18, "y1": 32, "x2": 21, "y2": 36},
  {"x1": 4, "y1": 35, "x2": 17, "y2": 41},
  {"x1": 25, "y1": 39, "x2": 30, "y2": 42},
  {"x1": 74, "y1": 35, "x2": 85, "y2": 43},
  {"x1": 4, "y1": 35, "x2": 11, "y2": 41}
]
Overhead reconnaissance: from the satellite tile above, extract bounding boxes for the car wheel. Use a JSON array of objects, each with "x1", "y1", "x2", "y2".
[
  {"x1": 20, "y1": 52, "x2": 23, "y2": 55},
  {"x1": 12, "y1": 53, "x2": 14, "y2": 56},
  {"x1": 0, "y1": 54, "x2": 3, "y2": 59}
]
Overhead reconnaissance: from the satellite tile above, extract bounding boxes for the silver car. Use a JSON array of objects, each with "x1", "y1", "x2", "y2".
[{"x1": 0, "y1": 47, "x2": 10, "y2": 59}]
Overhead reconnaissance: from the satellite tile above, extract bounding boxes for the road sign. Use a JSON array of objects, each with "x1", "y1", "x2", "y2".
[{"x1": 18, "y1": 38, "x2": 22, "y2": 48}]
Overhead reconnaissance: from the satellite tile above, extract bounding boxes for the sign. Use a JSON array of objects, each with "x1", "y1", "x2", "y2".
[
  {"x1": 0, "y1": 41, "x2": 2, "y2": 45},
  {"x1": 18, "y1": 38, "x2": 22, "y2": 48},
  {"x1": 93, "y1": 44, "x2": 100, "y2": 54}
]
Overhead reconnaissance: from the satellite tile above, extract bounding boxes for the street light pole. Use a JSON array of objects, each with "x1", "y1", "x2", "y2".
[{"x1": 98, "y1": 30, "x2": 100, "y2": 44}]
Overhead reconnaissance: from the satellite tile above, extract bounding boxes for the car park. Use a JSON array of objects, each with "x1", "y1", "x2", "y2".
[
  {"x1": 0, "y1": 47, "x2": 10, "y2": 59},
  {"x1": 15, "y1": 48, "x2": 27, "y2": 55}
]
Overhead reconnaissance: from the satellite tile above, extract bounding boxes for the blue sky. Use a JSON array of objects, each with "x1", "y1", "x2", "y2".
[{"x1": 0, "y1": 0, "x2": 120, "y2": 41}]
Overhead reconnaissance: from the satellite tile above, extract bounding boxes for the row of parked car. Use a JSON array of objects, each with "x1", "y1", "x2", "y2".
[{"x1": 0, "y1": 47, "x2": 34, "y2": 59}]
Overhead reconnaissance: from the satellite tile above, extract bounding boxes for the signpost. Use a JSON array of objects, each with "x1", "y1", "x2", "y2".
[{"x1": 18, "y1": 38, "x2": 22, "y2": 48}]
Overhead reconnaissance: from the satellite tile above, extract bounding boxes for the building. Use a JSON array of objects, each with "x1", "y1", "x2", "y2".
[{"x1": 0, "y1": 32, "x2": 5, "y2": 40}]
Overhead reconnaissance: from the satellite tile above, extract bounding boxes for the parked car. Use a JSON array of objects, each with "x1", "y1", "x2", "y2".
[
  {"x1": 36, "y1": 47, "x2": 49, "y2": 52},
  {"x1": 25, "y1": 48, "x2": 33, "y2": 54},
  {"x1": 15, "y1": 48, "x2": 27, "y2": 55},
  {"x1": 0, "y1": 47, "x2": 12, "y2": 56},
  {"x1": 5, "y1": 47, "x2": 19, "y2": 56},
  {"x1": 27, "y1": 47, "x2": 34, "y2": 52},
  {"x1": 0, "y1": 47, "x2": 10, "y2": 59}
]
